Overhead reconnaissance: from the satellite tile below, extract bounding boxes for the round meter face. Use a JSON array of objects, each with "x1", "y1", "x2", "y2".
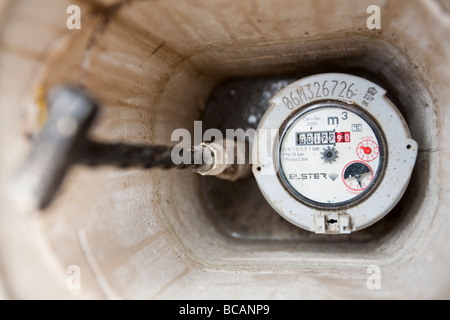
[{"x1": 278, "y1": 102, "x2": 386, "y2": 209}]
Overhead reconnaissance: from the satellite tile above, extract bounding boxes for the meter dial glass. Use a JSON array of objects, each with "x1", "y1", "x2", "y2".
[{"x1": 278, "y1": 103, "x2": 386, "y2": 209}]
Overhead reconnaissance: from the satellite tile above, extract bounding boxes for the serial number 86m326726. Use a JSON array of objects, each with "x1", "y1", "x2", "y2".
[{"x1": 282, "y1": 80, "x2": 357, "y2": 110}]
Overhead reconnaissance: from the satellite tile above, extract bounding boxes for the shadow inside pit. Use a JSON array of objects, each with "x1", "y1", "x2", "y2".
[{"x1": 200, "y1": 72, "x2": 427, "y2": 243}]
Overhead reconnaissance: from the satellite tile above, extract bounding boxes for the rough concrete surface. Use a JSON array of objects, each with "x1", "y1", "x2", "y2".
[{"x1": 0, "y1": 0, "x2": 449, "y2": 299}]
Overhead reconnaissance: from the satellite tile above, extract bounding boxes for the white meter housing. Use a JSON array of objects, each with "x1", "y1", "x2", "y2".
[{"x1": 253, "y1": 73, "x2": 418, "y2": 234}]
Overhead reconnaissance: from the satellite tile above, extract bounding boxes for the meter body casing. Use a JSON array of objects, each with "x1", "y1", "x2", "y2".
[{"x1": 252, "y1": 73, "x2": 418, "y2": 234}]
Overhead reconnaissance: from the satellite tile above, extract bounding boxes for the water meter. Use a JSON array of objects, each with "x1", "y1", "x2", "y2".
[{"x1": 253, "y1": 73, "x2": 418, "y2": 234}]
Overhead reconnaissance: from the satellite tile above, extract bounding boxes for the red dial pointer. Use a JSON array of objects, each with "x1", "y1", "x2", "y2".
[{"x1": 361, "y1": 146, "x2": 372, "y2": 155}]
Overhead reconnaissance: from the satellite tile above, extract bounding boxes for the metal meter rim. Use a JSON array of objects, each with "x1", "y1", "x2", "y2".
[
  {"x1": 252, "y1": 73, "x2": 418, "y2": 234},
  {"x1": 275, "y1": 101, "x2": 388, "y2": 211}
]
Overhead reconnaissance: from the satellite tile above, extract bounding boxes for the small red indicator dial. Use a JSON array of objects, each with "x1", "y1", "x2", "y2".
[{"x1": 356, "y1": 140, "x2": 379, "y2": 162}]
